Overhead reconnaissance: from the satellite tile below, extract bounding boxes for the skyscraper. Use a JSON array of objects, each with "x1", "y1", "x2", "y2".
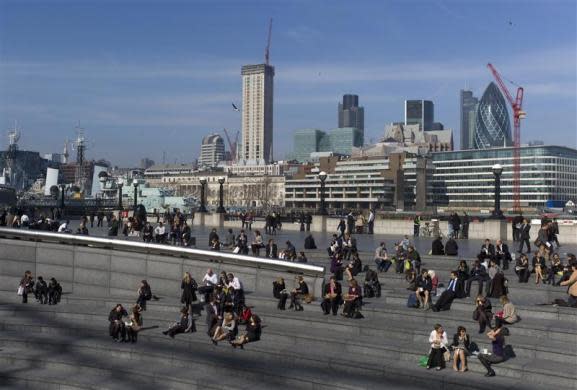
[
  {"x1": 199, "y1": 134, "x2": 225, "y2": 168},
  {"x1": 405, "y1": 100, "x2": 434, "y2": 131},
  {"x1": 473, "y1": 82, "x2": 512, "y2": 149},
  {"x1": 460, "y1": 90, "x2": 478, "y2": 150},
  {"x1": 338, "y1": 94, "x2": 364, "y2": 131},
  {"x1": 241, "y1": 64, "x2": 275, "y2": 164}
]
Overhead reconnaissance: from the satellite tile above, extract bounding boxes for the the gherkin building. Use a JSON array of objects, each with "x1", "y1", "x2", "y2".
[{"x1": 473, "y1": 82, "x2": 513, "y2": 149}]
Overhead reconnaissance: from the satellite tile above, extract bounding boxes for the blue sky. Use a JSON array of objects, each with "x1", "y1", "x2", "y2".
[{"x1": 1, "y1": 0, "x2": 575, "y2": 166}]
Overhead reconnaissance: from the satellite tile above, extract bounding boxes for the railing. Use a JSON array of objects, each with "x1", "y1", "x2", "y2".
[{"x1": 0, "y1": 227, "x2": 325, "y2": 277}]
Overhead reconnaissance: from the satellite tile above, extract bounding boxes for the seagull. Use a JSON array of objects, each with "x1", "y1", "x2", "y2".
[
  {"x1": 508, "y1": 19, "x2": 513, "y2": 26},
  {"x1": 232, "y1": 103, "x2": 239, "y2": 112}
]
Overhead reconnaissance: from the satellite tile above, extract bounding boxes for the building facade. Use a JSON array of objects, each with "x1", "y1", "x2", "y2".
[
  {"x1": 473, "y1": 82, "x2": 513, "y2": 149},
  {"x1": 328, "y1": 127, "x2": 364, "y2": 156},
  {"x1": 241, "y1": 64, "x2": 275, "y2": 164},
  {"x1": 460, "y1": 90, "x2": 478, "y2": 150},
  {"x1": 405, "y1": 100, "x2": 434, "y2": 131},
  {"x1": 199, "y1": 134, "x2": 225, "y2": 168},
  {"x1": 293, "y1": 129, "x2": 326, "y2": 162},
  {"x1": 431, "y1": 145, "x2": 577, "y2": 210},
  {"x1": 338, "y1": 94, "x2": 364, "y2": 131}
]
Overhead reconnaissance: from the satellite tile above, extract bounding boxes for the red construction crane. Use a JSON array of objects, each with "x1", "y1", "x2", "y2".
[
  {"x1": 265, "y1": 18, "x2": 273, "y2": 65},
  {"x1": 487, "y1": 63, "x2": 526, "y2": 213},
  {"x1": 223, "y1": 128, "x2": 240, "y2": 161}
]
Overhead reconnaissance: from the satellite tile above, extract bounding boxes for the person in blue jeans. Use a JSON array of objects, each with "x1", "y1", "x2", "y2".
[{"x1": 477, "y1": 323, "x2": 508, "y2": 377}]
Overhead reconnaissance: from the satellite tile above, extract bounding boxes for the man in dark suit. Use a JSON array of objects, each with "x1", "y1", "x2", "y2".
[
  {"x1": 432, "y1": 272, "x2": 458, "y2": 312},
  {"x1": 495, "y1": 239, "x2": 512, "y2": 270},
  {"x1": 321, "y1": 276, "x2": 342, "y2": 315},
  {"x1": 518, "y1": 219, "x2": 531, "y2": 253},
  {"x1": 477, "y1": 239, "x2": 495, "y2": 262},
  {"x1": 265, "y1": 239, "x2": 278, "y2": 259},
  {"x1": 466, "y1": 261, "x2": 490, "y2": 297}
]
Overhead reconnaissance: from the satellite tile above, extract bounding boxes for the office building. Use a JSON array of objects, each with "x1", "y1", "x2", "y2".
[
  {"x1": 431, "y1": 145, "x2": 577, "y2": 210},
  {"x1": 460, "y1": 90, "x2": 478, "y2": 150},
  {"x1": 405, "y1": 100, "x2": 434, "y2": 131},
  {"x1": 199, "y1": 134, "x2": 225, "y2": 168},
  {"x1": 382, "y1": 123, "x2": 453, "y2": 153},
  {"x1": 473, "y1": 82, "x2": 513, "y2": 149},
  {"x1": 293, "y1": 129, "x2": 327, "y2": 163},
  {"x1": 140, "y1": 158, "x2": 155, "y2": 170},
  {"x1": 338, "y1": 94, "x2": 364, "y2": 131},
  {"x1": 241, "y1": 64, "x2": 275, "y2": 164},
  {"x1": 328, "y1": 127, "x2": 364, "y2": 156},
  {"x1": 291, "y1": 127, "x2": 363, "y2": 162}
]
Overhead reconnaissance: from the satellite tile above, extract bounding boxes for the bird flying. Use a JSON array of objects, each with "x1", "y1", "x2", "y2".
[{"x1": 232, "y1": 103, "x2": 239, "y2": 111}]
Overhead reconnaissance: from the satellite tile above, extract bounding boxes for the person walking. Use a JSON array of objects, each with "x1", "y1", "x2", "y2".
[
  {"x1": 518, "y1": 219, "x2": 531, "y2": 253},
  {"x1": 413, "y1": 215, "x2": 421, "y2": 237}
]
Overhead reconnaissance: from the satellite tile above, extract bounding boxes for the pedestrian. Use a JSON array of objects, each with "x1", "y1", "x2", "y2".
[
  {"x1": 18, "y1": 271, "x2": 34, "y2": 304},
  {"x1": 413, "y1": 215, "x2": 421, "y2": 237},
  {"x1": 367, "y1": 209, "x2": 375, "y2": 234}
]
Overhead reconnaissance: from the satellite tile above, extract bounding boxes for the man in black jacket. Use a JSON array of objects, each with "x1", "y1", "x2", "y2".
[
  {"x1": 431, "y1": 236, "x2": 445, "y2": 255},
  {"x1": 518, "y1": 219, "x2": 531, "y2": 253},
  {"x1": 466, "y1": 260, "x2": 490, "y2": 297},
  {"x1": 321, "y1": 276, "x2": 342, "y2": 315},
  {"x1": 495, "y1": 239, "x2": 512, "y2": 270},
  {"x1": 477, "y1": 239, "x2": 495, "y2": 263},
  {"x1": 445, "y1": 237, "x2": 459, "y2": 256},
  {"x1": 304, "y1": 234, "x2": 317, "y2": 250},
  {"x1": 432, "y1": 272, "x2": 458, "y2": 312}
]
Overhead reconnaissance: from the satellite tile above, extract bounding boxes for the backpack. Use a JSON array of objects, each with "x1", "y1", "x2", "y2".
[{"x1": 407, "y1": 292, "x2": 419, "y2": 308}]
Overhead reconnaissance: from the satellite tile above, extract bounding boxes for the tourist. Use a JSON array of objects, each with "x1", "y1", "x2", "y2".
[
  {"x1": 289, "y1": 276, "x2": 308, "y2": 311},
  {"x1": 211, "y1": 312, "x2": 236, "y2": 345},
  {"x1": 515, "y1": 253, "x2": 530, "y2": 283},
  {"x1": 34, "y1": 276, "x2": 48, "y2": 304},
  {"x1": 560, "y1": 261, "x2": 577, "y2": 307},
  {"x1": 495, "y1": 239, "x2": 511, "y2": 270},
  {"x1": 473, "y1": 295, "x2": 493, "y2": 333},
  {"x1": 374, "y1": 242, "x2": 391, "y2": 273},
  {"x1": 163, "y1": 307, "x2": 189, "y2": 338},
  {"x1": 251, "y1": 230, "x2": 265, "y2": 256},
  {"x1": 341, "y1": 279, "x2": 362, "y2": 318},
  {"x1": 432, "y1": 271, "x2": 458, "y2": 312},
  {"x1": 495, "y1": 295, "x2": 518, "y2": 328},
  {"x1": 322, "y1": 276, "x2": 342, "y2": 316},
  {"x1": 451, "y1": 326, "x2": 470, "y2": 372},
  {"x1": 47, "y1": 277, "x2": 62, "y2": 305},
  {"x1": 426, "y1": 324, "x2": 448, "y2": 370},
  {"x1": 518, "y1": 219, "x2": 531, "y2": 253},
  {"x1": 136, "y1": 280, "x2": 152, "y2": 311},
  {"x1": 477, "y1": 322, "x2": 508, "y2": 377},
  {"x1": 19, "y1": 271, "x2": 34, "y2": 304},
  {"x1": 108, "y1": 304, "x2": 128, "y2": 342},
  {"x1": 445, "y1": 237, "x2": 458, "y2": 256},
  {"x1": 126, "y1": 304, "x2": 143, "y2": 343},
  {"x1": 181, "y1": 272, "x2": 198, "y2": 317},
  {"x1": 304, "y1": 234, "x2": 317, "y2": 250},
  {"x1": 231, "y1": 314, "x2": 261, "y2": 349},
  {"x1": 272, "y1": 277, "x2": 289, "y2": 310},
  {"x1": 431, "y1": 236, "x2": 445, "y2": 255},
  {"x1": 416, "y1": 269, "x2": 432, "y2": 310}
]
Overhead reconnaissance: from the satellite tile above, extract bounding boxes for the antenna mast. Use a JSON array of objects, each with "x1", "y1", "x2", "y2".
[{"x1": 265, "y1": 18, "x2": 273, "y2": 65}]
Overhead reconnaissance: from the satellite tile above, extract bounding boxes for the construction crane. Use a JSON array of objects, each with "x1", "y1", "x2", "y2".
[
  {"x1": 487, "y1": 63, "x2": 526, "y2": 213},
  {"x1": 265, "y1": 18, "x2": 273, "y2": 65},
  {"x1": 223, "y1": 128, "x2": 240, "y2": 162}
]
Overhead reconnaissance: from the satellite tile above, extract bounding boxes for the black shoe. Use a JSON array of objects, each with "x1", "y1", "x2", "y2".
[
  {"x1": 211, "y1": 339, "x2": 217, "y2": 346},
  {"x1": 162, "y1": 331, "x2": 168, "y2": 335},
  {"x1": 323, "y1": 312, "x2": 329, "y2": 315},
  {"x1": 485, "y1": 371, "x2": 496, "y2": 377}
]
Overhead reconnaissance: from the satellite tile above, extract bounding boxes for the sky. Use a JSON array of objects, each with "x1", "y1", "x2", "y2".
[{"x1": 0, "y1": 0, "x2": 576, "y2": 167}]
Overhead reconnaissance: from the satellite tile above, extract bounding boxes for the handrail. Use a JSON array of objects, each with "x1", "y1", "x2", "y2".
[{"x1": 0, "y1": 227, "x2": 325, "y2": 276}]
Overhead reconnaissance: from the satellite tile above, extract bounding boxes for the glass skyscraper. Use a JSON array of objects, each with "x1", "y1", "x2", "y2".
[
  {"x1": 460, "y1": 90, "x2": 478, "y2": 150},
  {"x1": 405, "y1": 100, "x2": 434, "y2": 131},
  {"x1": 473, "y1": 82, "x2": 512, "y2": 149},
  {"x1": 293, "y1": 129, "x2": 327, "y2": 162},
  {"x1": 338, "y1": 94, "x2": 364, "y2": 131}
]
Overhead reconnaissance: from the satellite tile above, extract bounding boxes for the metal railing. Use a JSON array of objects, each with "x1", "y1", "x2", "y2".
[{"x1": 0, "y1": 227, "x2": 325, "y2": 277}]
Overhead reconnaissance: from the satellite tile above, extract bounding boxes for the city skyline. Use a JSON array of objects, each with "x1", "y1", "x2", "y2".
[{"x1": 0, "y1": 1, "x2": 575, "y2": 166}]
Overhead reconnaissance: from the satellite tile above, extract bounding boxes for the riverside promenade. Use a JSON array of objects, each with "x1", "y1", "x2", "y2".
[{"x1": 0, "y1": 224, "x2": 575, "y2": 390}]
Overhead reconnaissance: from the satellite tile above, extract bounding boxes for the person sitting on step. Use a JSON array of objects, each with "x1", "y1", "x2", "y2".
[
  {"x1": 126, "y1": 304, "x2": 143, "y2": 343},
  {"x1": 109, "y1": 304, "x2": 128, "y2": 342},
  {"x1": 341, "y1": 279, "x2": 362, "y2": 318},
  {"x1": 34, "y1": 276, "x2": 48, "y2": 304},
  {"x1": 477, "y1": 322, "x2": 508, "y2": 377},
  {"x1": 416, "y1": 269, "x2": 432, "y2": 310},
  {"x1": 432, "y1": 271, "x2": 458, "y2": 312},
  {"x1": 322, "y1": 276, "x2": 342, "y2": 316},
  {"x1": 344, "y1": 251, "x2": 363, "y2": 281},
  {"x1": 289, "y1": 276, "x2": 308, "y2": 311},
  {"x1": 426, "y1": 324, "x2": 448, "y2": 371},
  {"x1": 451, "y1": 326, "x2": 470, "y2": 372},
  {"x1": 272, "y1": 277, "x2": 289, "y2": 310},
  {"x1": 163, "y1": 307, "x2": 189, "y2": 339},
  {"x1": 431, "y1": 236, "x2": 445, "y2": 255},
  {"x1": 231, "y1": 314, "x2": 262, "y2": 349},
  {"x1": 136, "y1": 280, "x2": 152, "y2": 311},
  {"x1": 47, "y1": 277, "x2": 62, "y2": 305},
  {"x1": 211, "y1": 312, "x2": 237, "y2": 345}
]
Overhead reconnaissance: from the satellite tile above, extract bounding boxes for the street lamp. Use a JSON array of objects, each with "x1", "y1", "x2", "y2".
[
  {"x1": 216, "y1": 177, "x2": 226, "y2": 213},
  {"x1": 318, "y1": 171, "x2": 328, "y2": 216},
  {"x1": 59, "y1": 184, "x2": 66, "y2": 215},
  {"x1": 117, "y1": 178, "x2": 124, "y2": 209},
  {"x1": 133, "y1": 180, "x2": 139, "y2": 212},
  {"x1": 198, "y1": 177, "x2": 208, "y2": 213},
  {"x1": 492, "y1": 163, "x2": 504, "y2": 218}
]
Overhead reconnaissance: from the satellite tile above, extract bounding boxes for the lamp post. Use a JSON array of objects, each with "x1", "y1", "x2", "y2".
[
  {"x1": 117, "y1": 178, "x2": 124, "y2": 209},
  {"x1": 216, "y1": 177, "x2": 226, "y2": 213},
  {"x1": 59, "y1": 184, "x2": 66, "y2": 215},
  {"x1": 133, "y1": 180, "x2": 139, "y2": 212},
  {"x1": 492, "y1": 164, "x2": 504, "y2": 218},
  {"x1": 318, "y1": 171, "x2": 328, "y2": 216},
  {"x1": 198, "y1": 177, "x2": 208, "y2": 213}
]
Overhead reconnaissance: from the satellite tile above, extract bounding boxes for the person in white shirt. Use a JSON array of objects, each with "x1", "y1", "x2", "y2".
[
  {"x1": 198, "y1": 268, "x2": 218, "y2": 302},
  {"x1": 426, "y1": 324, "x2": 448, "y2": 370},
  {"x1": 227, "y1": 273, "x2": 244, "y2": 313},
  {"x1": 57, "y1": 221, "x2": 69, "y2": 233},
  {"x1": 154, "y1": 222, "x2": 167, "y2": 243},
  {"x1": 367, "y1": 209, "x2": 375, "y2": 234}
]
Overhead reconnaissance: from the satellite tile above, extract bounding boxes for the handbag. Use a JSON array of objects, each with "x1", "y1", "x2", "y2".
[
  {"x1": 17, "y1": 286, "x2": 24, "y2": 296},
  {"x1": 232, "y1": 246, "x2": 240, "y2": 254}
]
